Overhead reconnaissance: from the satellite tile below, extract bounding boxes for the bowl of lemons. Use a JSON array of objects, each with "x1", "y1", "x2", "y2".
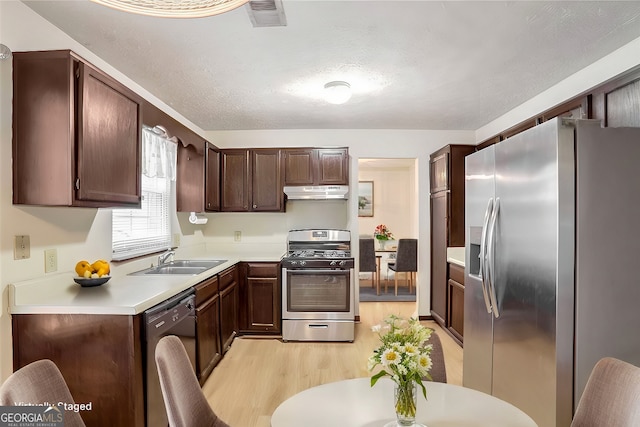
[{"x1": 74, "y1": 259, "x2": 111, "y2": 287}]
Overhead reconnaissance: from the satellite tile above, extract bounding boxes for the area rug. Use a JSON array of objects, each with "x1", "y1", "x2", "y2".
[{"x1": 359, "y1": 285, "x2": 416, "y2": 302}]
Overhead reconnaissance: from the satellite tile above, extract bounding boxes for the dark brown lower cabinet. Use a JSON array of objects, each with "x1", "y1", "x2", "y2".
[
  {"x1": 219, "y1": 266, "x2": 239, "y2": 353},
  {"x1": 195, "y1": 276, "x2": 222, "y2": 384},
  {"x1": 447, "y1": 263, "x2": 465, "y2": 345},
  {"x1": 12, "y1": 314, "x2": 145, "y2": 427},
  {"x1": 240, "y1": 262, "x2": 281, "y2": 334}
]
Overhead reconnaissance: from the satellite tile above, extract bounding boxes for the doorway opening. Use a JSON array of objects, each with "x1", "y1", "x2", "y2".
[{"x1": 357, "y1": 158, "x2": 418, "y2": 303}]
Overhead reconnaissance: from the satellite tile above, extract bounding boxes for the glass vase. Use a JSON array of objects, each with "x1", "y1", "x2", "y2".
[
  {"x1": 377, "y1": 239, "x2": 386, "y2": 251},
  {"x1": 394, "y1": 381, "x2": 417, "y2": 426}
]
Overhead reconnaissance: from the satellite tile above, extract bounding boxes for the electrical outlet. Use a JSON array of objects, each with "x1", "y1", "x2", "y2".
[
  {"x1": 14, "y1": 235, "x2": 30, "y2": 260},
  {"x1": 44, "y1": 249, "x2": 57, "y2": 273},
  {"x1": 234, "y1": 231, "x2": 241, "y2": 242},
  {"x1": 172, "y1": 233, "x2": 181, "y2": 247}
]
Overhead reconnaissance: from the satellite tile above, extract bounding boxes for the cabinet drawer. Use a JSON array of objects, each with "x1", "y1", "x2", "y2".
[
  {"x1": 194, "y1": 276, "x2": 219, "y2": 306},
  {"x1": 448, "y1": 262, "x2": 465, "y2": 285},
  {"x1": 246, "y1": 262, "x2": 279, "y2": 278},
  {"x1": 219, "y1": 266, "x2": 238, "y2": 291}
]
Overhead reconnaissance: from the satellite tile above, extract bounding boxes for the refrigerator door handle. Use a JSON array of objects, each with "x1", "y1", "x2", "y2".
[
  {"x1": 487, "y1": 197, "x2": 501, "y2": 318},
  {"x1": 480, "y1": 198, "x2": 494, "y2": 314}
]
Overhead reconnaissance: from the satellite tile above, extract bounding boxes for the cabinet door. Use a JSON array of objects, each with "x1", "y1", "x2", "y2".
[
  {"x1": 219, "y1": 282, "x2": 239, "y2": 353},
  {"x1": 447, "y1": 262, "x2": 465, "y2": 344},
  {"x1": 205, "y1": 144, "x2": 221, "y2": 212},
  {"x1": 316, "y1": 148, "x2": 349, "y2": 185},
  {"x1": 448, "y1": 279, "x2": 464, "y2": 343},
  {"x1": 283, "y1": 148, "x2": 315, "y2": 185},
  {"x1": 76, "y1": 62, "x2": 141, "y2": 205},
  {"x1": 246, "y1": 277, "x2": 280, "y2": 332},
  {"x1": 12, "y1": 51, "x2": 74, "y2": 206},
  {"x1": 221, "y1": 149, "x2": 250, "y2": 211},
  {"x1": 251, "y1": 149, "x2": 283, "y2": 211},
  {"x1": 176, "y1": 141, "x2": 205, "y2": 212},
  {"x1": 196, "y1": 294, "x2": 222, "y2": 383},
  {"x1": 430, "y1": 191, "x2": 449, "y2": 327},
  {"x1": 430, "y1": 152, "x2": 449, "y2": 193}
]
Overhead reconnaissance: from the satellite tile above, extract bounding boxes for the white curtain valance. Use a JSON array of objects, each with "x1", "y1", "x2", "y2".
[{"x1": 142, "y1": 126, "x2": 178, "y2": 181}]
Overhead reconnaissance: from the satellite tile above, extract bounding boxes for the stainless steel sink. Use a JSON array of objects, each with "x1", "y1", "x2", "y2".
[
  {"x1": 129, "y1": 259, "x2": 228, "y2": 276},
  {"x1": 167, "y1": 260, "x2": 227, "y2": 269}
]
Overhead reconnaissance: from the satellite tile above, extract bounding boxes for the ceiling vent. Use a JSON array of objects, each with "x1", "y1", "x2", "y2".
[{"x1": 245, "y1": 0, "x2": 287, "y2": 27}]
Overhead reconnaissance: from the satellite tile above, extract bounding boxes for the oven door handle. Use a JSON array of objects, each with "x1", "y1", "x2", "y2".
[{"x1": 285, "y1": 268, "x2": 349, "y2": 273}]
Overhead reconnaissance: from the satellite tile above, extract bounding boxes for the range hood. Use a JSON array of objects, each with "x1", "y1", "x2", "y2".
[{"x1": 284, "y1": 185, "x2": 349, "y2": 200}]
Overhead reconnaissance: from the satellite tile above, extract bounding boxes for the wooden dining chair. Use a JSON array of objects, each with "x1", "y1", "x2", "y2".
[
  {"x1": 359, "y1": 238, "x2": 378, "y2": 294},
  {"x1": 155, "y1": 335, "x2": 230, "y2": 427},
  {"x1": 0, "y1": 359, "x2": 86, "y2": 427},
  {"x1": 387, "y1": 239, "x2": 417, "y2": 295},
  {"x1": 571, "y1": 357, "x2": 640, "y2": 427}
]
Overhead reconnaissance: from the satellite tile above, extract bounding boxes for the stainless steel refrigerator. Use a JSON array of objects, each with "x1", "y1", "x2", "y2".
[{"x1": 464, "y1": 117, "x2": 640, "y2": 427}]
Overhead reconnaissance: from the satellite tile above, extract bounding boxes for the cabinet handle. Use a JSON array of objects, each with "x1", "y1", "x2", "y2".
[
  {"x1": 253, "y1": 204, "x2": 257, "y2": 209},
  {"x1": 75, "y1": 178, "x2": 80, "y2": 190}
]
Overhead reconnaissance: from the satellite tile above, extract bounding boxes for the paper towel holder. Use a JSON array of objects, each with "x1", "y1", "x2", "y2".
[{"x1": 189, "y1": 212, "x2": 208, "y2": 225}]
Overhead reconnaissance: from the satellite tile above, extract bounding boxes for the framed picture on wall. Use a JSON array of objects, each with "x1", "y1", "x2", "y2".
[{"x1": 358, "y1": 181, "x2": 374, "y2": 217}]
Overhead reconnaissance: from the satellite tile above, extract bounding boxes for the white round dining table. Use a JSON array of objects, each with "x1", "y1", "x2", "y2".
[{"x1": 271, "y1": 377, "x2": 538, "y2": 427}]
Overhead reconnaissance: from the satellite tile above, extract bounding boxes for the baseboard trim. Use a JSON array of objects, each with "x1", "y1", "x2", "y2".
[{"x1": 419, "y1": 315, "x2": 434, "y2": 321}]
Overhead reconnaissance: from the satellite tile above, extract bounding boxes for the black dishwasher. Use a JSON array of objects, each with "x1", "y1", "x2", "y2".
[{"x1": 144, "y1": 287, "x2": 196, "y2": 427}]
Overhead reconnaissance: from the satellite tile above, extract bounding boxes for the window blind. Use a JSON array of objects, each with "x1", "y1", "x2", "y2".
[{"x1": 112, "y1": 127, "x2": 176, "y2": 261}]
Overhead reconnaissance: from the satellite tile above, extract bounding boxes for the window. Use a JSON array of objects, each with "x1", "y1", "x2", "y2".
[{"x1": 112, "y1": 127, "x2": 177, "y2": 261}]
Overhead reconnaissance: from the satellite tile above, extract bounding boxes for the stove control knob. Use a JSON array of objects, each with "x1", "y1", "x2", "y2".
[
  {"x1": 291, "y1": 260, "x2": 298, "y2": 266},
  {"x1": 300, "y1": 260, "x2": 307, "y2": 266},
  {"x1": 330, "y1": 260, "x2": 337, "y2": 266},
  {"x1": 339, "y1": 260, "x2": 346, "y2": 266}
]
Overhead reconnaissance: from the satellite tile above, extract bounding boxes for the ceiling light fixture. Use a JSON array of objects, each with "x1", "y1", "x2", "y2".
[
  {"x1": 90, "y1": 0, "x2": 250, "y2": 18},
  {"x1": 324, "y1": 81, "x2": 352, "y2": 105},
  {"x1": 0, "y1": 44, "x2": 12, "y2": 60}
]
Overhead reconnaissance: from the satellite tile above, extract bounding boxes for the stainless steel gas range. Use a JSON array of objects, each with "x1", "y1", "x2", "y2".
[{"x1": 281, "y1": 229, "x2": 355, "y2": 342}]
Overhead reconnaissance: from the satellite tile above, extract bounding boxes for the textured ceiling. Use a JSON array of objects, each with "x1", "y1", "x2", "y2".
[{"x1": 22, "y1": 1, "x2": 640, "y2": 131}]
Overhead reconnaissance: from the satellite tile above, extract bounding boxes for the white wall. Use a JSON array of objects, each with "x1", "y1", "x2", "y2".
[{"x1": 358, "y1": 162, "x2": 417, "y2": 242}]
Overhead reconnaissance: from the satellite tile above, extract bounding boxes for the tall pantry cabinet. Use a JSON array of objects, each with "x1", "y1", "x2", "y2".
[{"x1": 429, "y1": 144, "x2": 475, "y2": 334}]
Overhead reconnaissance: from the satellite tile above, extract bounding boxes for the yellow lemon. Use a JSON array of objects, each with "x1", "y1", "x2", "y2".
[
  {"x1": 92, "y1": 260, "x2": 110, "y2": 277},
  {"x1": 75, "y1": 260, "x2": 94, "y2": 277}
]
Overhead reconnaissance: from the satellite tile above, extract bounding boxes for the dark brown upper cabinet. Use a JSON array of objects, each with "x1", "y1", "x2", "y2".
[
  {"x1": 251, "y1": 149, "x2": 283, "y2": 212},
  {"x1": 176, "y1": 140, "x2": 206, "y2": 212},
  {"x1": 205, "y1": 144, "x2": 221, "y2": 212},
  {"x1": 221, "y1": 149, "x2": 250, "y2": 212},
  {"x1": 12, "y1": 50, "x2": 142, "y2": 207},
  {"x1": 221, "y1": 148, "x2": 283, "y2": 212},
  {"x1": 282, "y1": 148, "x2": 349, "y2": 186},
  {"x1": 317, "y1": 148, "x2": 349, "y2": 185}
]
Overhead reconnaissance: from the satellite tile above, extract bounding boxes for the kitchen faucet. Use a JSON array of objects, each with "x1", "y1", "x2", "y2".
[{"x1": 158, "y1": 250, "x2": 175, "y2": 266}]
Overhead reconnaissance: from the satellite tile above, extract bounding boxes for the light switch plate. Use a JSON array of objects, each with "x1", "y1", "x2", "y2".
[
  {"x1": 14, "y1": 235, "x2": 30, "y2": 260},
  {"x1": 234, "y1": 231, "x2": 241, "y2": 242}
]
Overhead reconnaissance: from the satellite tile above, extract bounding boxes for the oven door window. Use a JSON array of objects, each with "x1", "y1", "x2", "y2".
[{"x1": 286, "y1": 269, "x2": 350, "y2": 312}]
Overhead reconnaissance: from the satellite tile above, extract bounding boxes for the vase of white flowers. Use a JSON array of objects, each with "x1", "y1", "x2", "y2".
[{"x1": 368, "y1": 315, "x2": 434, "y2": 427}]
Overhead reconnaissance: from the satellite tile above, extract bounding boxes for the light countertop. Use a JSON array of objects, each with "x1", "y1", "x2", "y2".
[
  {"x1": 447, "y1": 247, "x2": 465, "y2": 267},
  {"x1": 9, "y1": 249, "x2": 284, "y2": 316}
]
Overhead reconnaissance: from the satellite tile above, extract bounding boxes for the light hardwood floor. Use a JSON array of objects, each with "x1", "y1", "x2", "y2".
[{"x1": 203, "y1": 302, "x2": 463, "y2": 427}]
